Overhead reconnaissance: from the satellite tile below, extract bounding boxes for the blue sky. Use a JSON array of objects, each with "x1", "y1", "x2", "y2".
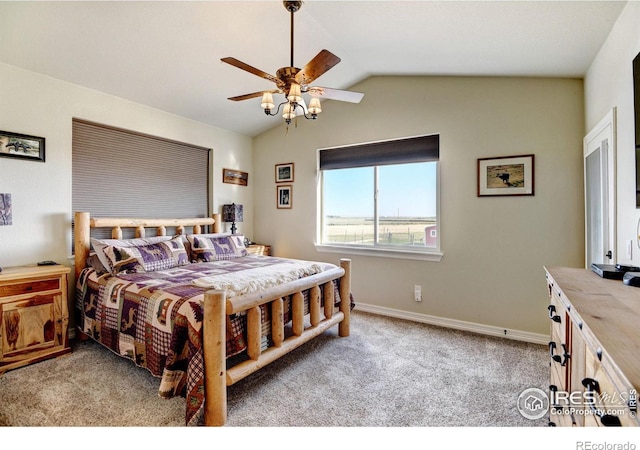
[{"x1": 323, "y1": 162, "x2": 437, "y2": 217}]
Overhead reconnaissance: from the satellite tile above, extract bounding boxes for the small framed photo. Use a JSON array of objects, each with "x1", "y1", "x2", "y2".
[
  {"x1": 222, "y1": 168, "x2": 248, "y2": 186},
  {"x1": 0, "y1": 193, "x2": 12, "y2": 226},
  {"x1": 277, "y1": 185, "x2": 292, "y2": 209},
  {"x1": 0, "y1": 130, "x2": 45, "y2": 162},
  {"x1": 275, "y1": 162, "x2": 294, "y2": 183},
  {"x1": 477, "y1": 154, "x2": 534, "y2": 197}
]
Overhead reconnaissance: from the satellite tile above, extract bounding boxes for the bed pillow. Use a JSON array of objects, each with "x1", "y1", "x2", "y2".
[
  {"x1": 187, "y1": 233, "x2": 248, "y2": 262},
  {"x1": 86, "y1": 253, "x2": 109, "y2": 274},
  {"x1": 91, "y1": 236, "x2": 174, "y2": 273},
  {"x1": 93, "y1": 236, "x2": 188, "y2": 274}
]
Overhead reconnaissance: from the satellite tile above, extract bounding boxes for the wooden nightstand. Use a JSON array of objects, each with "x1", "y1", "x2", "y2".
[
  {"x1": 246, "y1": 244, "x2": 271, "y2": 256},
  {"x1": 0, "y1": 264, "x2": 72, "y2": 374}
]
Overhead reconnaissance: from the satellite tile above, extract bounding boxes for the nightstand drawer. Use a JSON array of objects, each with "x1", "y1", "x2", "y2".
[{"x1": 0, "y1": 278, "x2": 60, "y2": 298}]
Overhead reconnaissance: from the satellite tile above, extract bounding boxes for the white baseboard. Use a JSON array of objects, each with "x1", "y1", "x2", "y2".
[
  {"x1": 354, "y1": 302, "x2": 548, "y2": 345},
  {"x1": 68, "y1": 304, "x2": 547, "y2": 345}
]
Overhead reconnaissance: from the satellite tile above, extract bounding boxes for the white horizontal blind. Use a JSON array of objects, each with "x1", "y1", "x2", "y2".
[{"x1": 72, "y1": 119, "x2": 211, "y2": 239}]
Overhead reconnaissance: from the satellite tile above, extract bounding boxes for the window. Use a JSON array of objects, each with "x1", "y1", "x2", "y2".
[
  {"x1": 72, "y1": 119, "x2": 212, "y2": 241},
  {"x1": 317, "y1": 134, "x2": 440, "y2": 260}
]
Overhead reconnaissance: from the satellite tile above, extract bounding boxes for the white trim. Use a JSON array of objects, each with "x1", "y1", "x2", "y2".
[
  {"x1": 354, "y1": 302, "x2": 548, "y2": 345},
  {"x1": 314, "y1": 243, "x2": 444, "y2": 262}
]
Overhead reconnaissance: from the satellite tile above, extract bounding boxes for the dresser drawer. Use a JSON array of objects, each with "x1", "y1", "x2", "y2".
[
  {"x1": 547, "y1": 281, "x2": 566, "y2": 343},
  {"x1": 549, "y1": 368, "x2": 575, "y2": 426},
  {"x1": 583, "y1": 348, "x2": 639, "y2": 426},
  {"x1": 0, "y1": 277, "x2": 61, "y2": 298}
]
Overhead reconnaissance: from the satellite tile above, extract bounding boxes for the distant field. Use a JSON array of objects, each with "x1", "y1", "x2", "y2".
[{"x1": 325, "y1": 216, "x2": 436, "y2": 247}]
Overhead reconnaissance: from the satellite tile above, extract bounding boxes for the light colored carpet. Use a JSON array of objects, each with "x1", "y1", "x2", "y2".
[{"x1": 0, "y1": 310, "x2": 548, "y2": 427}]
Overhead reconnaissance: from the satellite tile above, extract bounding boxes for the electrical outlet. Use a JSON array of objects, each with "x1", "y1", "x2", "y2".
[{"x1": 414, "y1": 285, "x2": 422, "y2": 302}]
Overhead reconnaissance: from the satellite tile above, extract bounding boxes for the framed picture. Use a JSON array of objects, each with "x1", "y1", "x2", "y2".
[
  {"x1": 477, "y1": 154, "x2": 534, "y2": 197},
  {"x1": 0, "y1": 130, "x2": 45, "y2": 162},
  {"x1": 277, "y1": 185, "x2": 293, "y2": 209},
  {"x1": 0, "y1": 193, "x2": 12, "y2": 226},
  {"x1": 275, "y1": 162, "x2": 294, "y2": 183},
  {"x1": 222, "y1": 168, "x2": 248, "y2": 186}
]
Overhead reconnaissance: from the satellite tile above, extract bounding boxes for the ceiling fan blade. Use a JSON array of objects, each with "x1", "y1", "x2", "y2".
[
  {"x1": 221, "y1": 57, "x2": 281, "y2": 85},
  {"x1": 228, "y1": 89, "x2": 280, "y2": 102},
  {"x1": 306, "y1": 86, "x2": 364, "y2": 103},
  {"x1": 295, "y1": 50, "x2": 341, "y2": 85}
]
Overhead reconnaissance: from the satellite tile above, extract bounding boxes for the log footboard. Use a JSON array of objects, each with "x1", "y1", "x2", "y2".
[{"x1": 202, "y1": 258, "x2": 352, "y2": 426}]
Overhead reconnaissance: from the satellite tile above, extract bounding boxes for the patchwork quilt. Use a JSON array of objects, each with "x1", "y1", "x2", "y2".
[{"x1": 75, "y1": 255, "x2": 341, "y2": 425}]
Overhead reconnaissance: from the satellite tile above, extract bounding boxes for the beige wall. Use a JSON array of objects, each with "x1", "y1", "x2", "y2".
[
  {"x1": 0, "y1": 62, "x2": 254, "y2": 271},
  {"x1": 585, "y1": 1, "x2": 640, "y2": 267},
  {"x1": 0, "y1": 66, "x2": 588, "y2": 338},
  {"x1": 253, "y1": 76, "x2": 585, "y2": 336}
]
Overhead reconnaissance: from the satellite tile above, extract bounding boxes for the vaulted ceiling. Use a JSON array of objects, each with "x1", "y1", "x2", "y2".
[{"x1": 0, "y1": 1, "x2": 627, "y2": 137}]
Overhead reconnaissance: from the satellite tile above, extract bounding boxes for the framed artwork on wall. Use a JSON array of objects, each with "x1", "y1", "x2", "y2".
[
  {"x1": 275, "y1": 162, "x2": 294, "y2": 183},
  {"x1": 0, "y1": 193, "x2": 12, "y2": 226},
  {"x1": 0, "y1": 130, "x2": 45, "y2": 162},
  {"x1": 477, "y1": 154, "x2": 534, "y2": 197},
  {"x1": 222, "y1": 168, "x2": 248, "y2": 186},
  {"x1": 277, "y1": 185, "x2": 292, "y2": 209}
]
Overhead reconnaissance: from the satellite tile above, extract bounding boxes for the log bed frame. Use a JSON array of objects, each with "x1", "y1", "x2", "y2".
[{"x1": 73, "y1": 211, "x2": 351, "y2": 426}]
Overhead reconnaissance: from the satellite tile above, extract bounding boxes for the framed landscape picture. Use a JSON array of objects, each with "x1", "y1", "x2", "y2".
[
  {"x1": 477, "y1": 154, "x2": 534, "y2": 197},
  {"x1": 0, "y1": 130, "x2": 45, "y2": 162},
  {"x1": 222, "y1": 168, "x2": 248, "y2": 186},
  {"x1": 275, "y1": 162, "x2": 294, "y2": 183}
]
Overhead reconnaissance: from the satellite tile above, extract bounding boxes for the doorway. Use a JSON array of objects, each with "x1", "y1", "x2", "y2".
[{"x1": 583, "y1": 108, "x2": 616, "y2": 267}]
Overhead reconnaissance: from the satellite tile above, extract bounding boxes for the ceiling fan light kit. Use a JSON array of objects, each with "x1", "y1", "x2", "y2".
[{"x1": 221, "y1": 0, "x2": 363, "y2": 129}]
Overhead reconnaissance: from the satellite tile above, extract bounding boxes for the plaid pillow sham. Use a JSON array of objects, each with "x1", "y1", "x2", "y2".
[
  {"x1": 91, "y1": 235, "x2": 174, "y2": 274},
  {"x1": 99, "y1": 236, "x2": 189, "y2": 274},
  {"x1": 186, "y1": 234, "x2": 248, "y2": 262}
]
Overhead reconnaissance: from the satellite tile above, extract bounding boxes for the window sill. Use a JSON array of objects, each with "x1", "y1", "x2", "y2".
[{"x1": 314, "y1": 243, "x2": 443, "y2": 262}]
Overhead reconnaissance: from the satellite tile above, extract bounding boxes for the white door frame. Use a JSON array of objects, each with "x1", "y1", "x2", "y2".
[{"x1": 583, "y1": 108, "x2": 616, "y2": 268}]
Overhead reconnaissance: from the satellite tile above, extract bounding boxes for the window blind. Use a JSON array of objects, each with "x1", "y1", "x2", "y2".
[
  {"x1": 319, "y1": 134, "x2": 439, "y2": 170},
  {"x1": 72, "y1": 118, "x2": 211, "y2": 239}
]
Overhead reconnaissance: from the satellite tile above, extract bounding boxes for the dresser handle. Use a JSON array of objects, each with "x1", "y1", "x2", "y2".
[
  {"x1": 547, "y1": 305, "x2": 561, "y2": 323},
  {"x1": 549, "y1": 341, "x2": 561, "y2": 363},
  {"x1": 581, "y1": 378, "x2": 622, "y2": 426},
  {"x1": 549, "y1": 341, "x2": 570, "y2": 366},
  {"x1": 560, "y1": 343, "x2": 570, "y2": 366}
]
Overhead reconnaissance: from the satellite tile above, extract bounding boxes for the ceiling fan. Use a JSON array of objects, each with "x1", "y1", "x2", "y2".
[{"x1": 220, "y1": 0, "x2": 364, "y2": 124}]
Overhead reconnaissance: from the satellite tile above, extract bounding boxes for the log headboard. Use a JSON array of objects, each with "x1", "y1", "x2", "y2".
[{"x1": 74, "y1": 212, "x2": 221, "y2": 278}]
